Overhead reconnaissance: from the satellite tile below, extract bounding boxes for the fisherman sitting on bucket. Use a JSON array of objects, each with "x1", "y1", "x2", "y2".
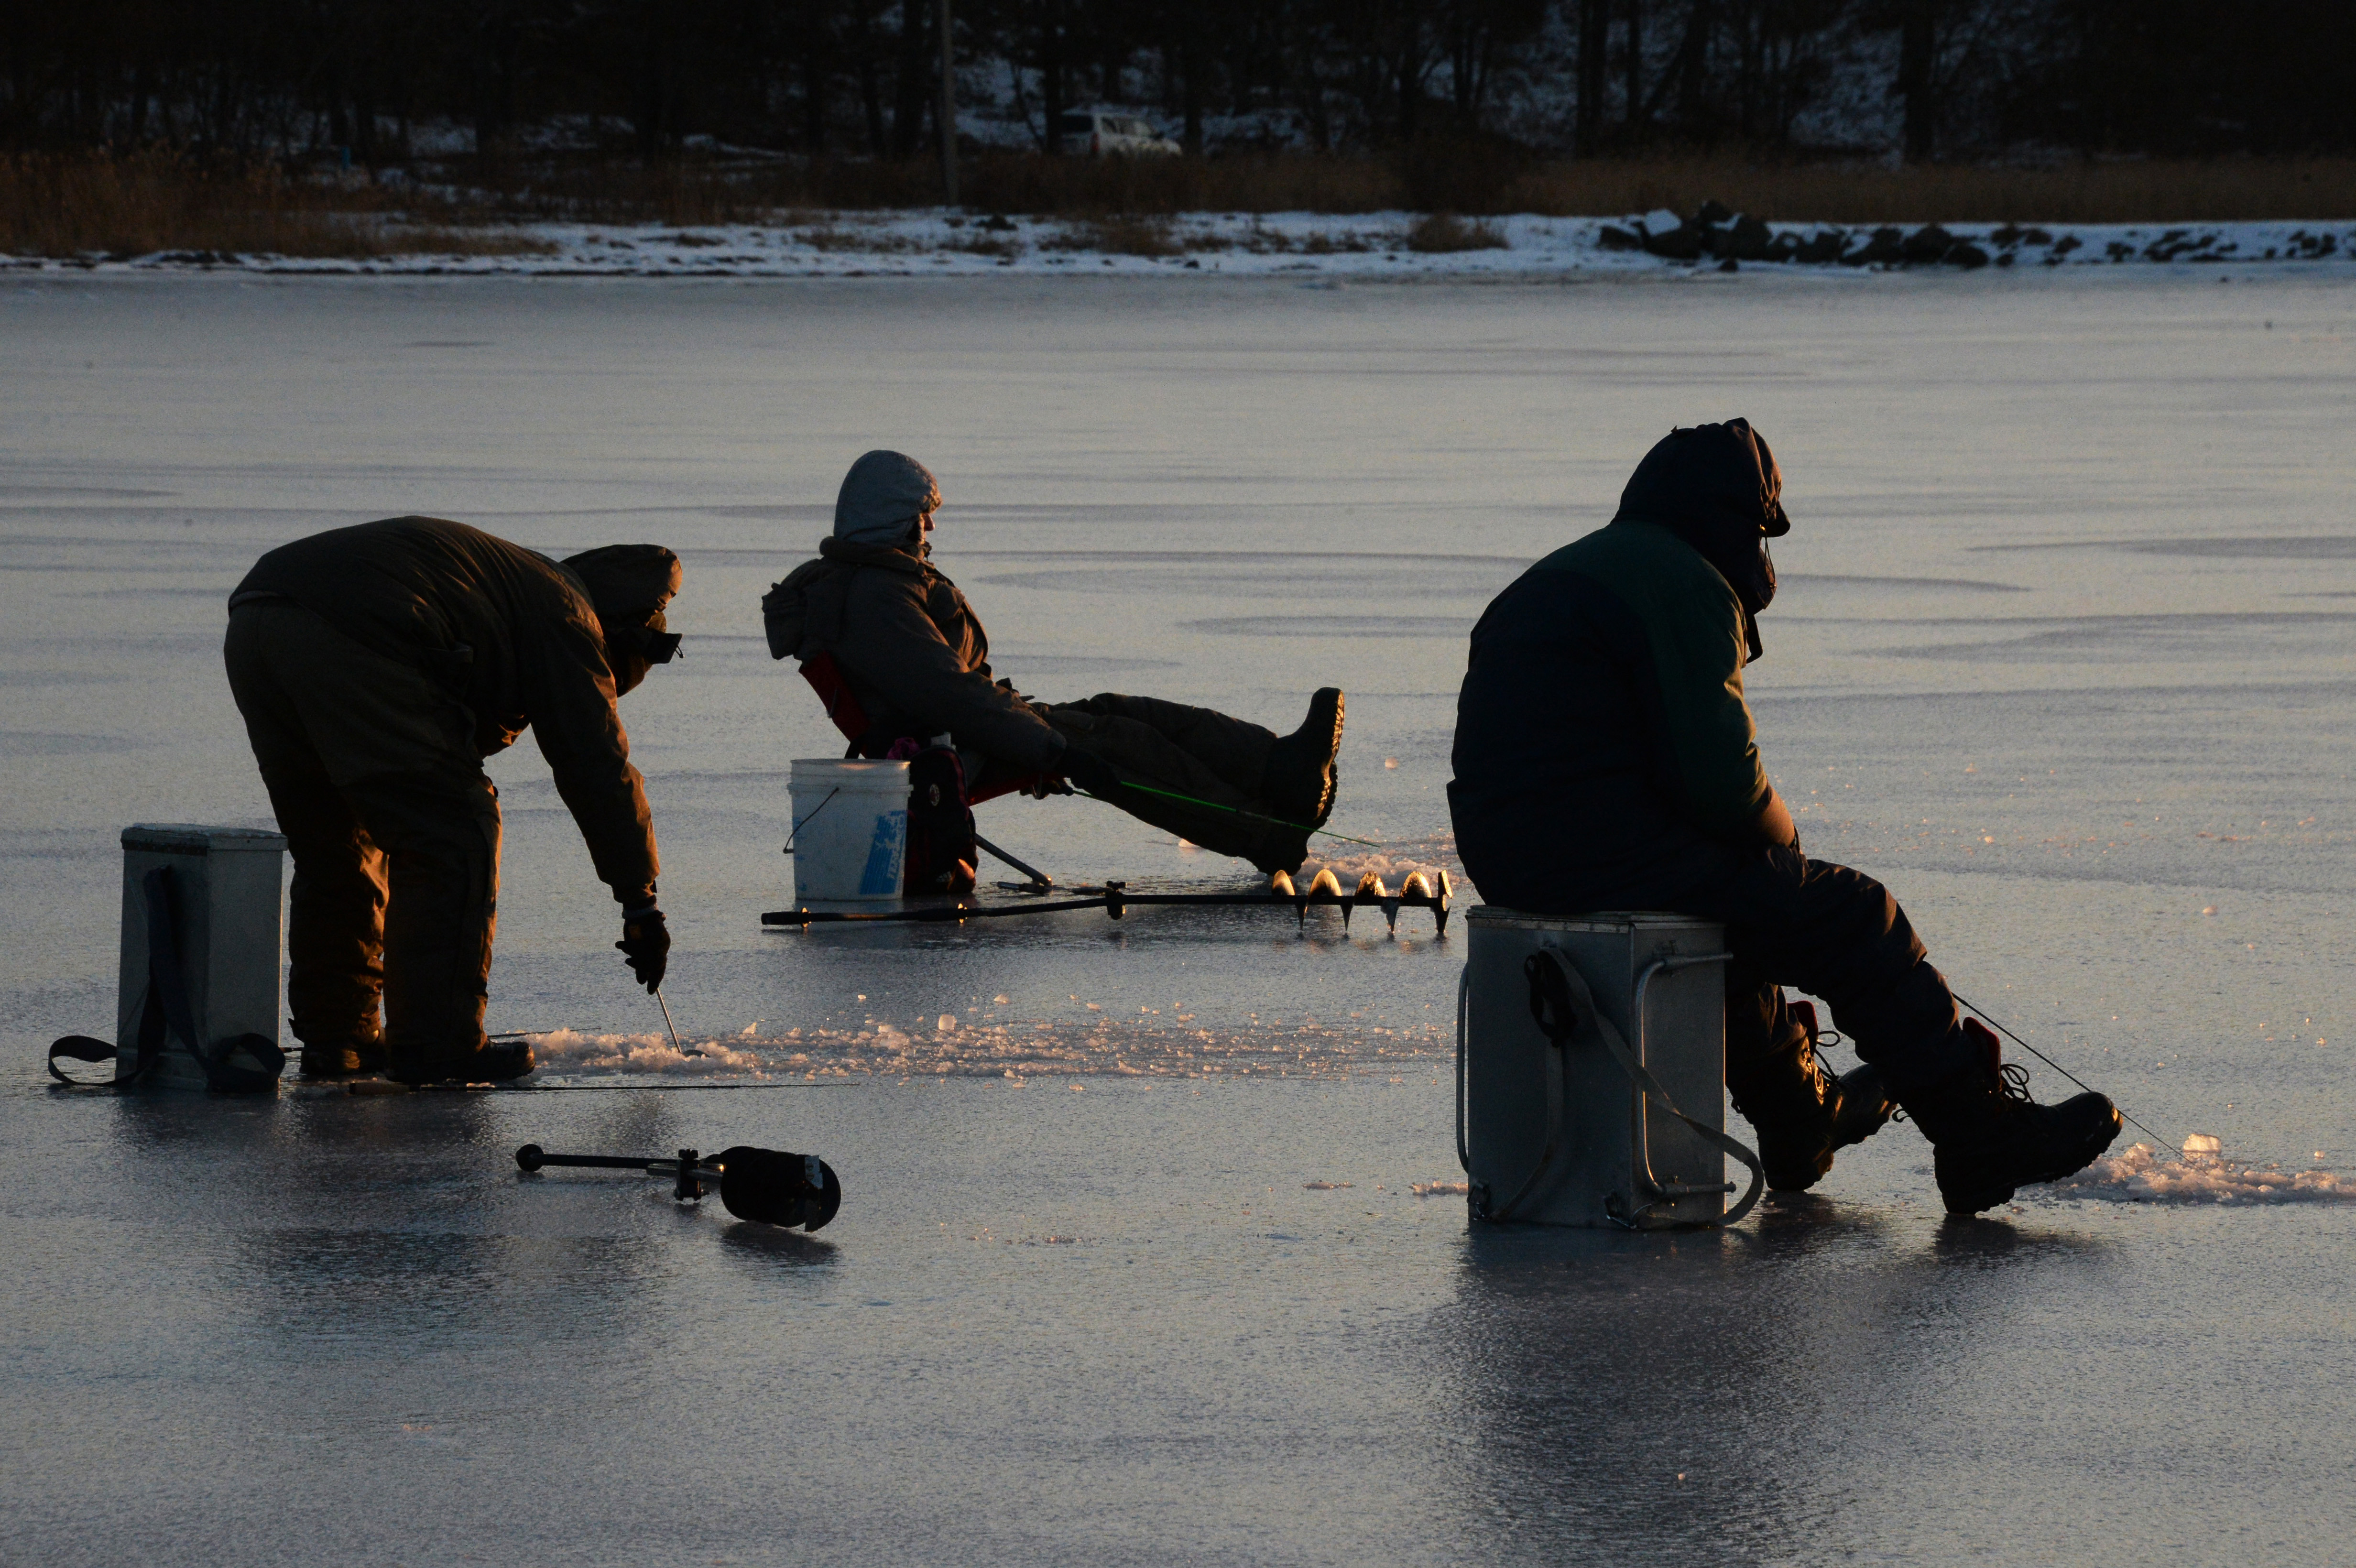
[
  {"x1": 1448, "y1": 420, "x2": 2122, "y2": 1215},
  {"x1": 763, "y1": 450, "x2": 1345, "y2": 875}
]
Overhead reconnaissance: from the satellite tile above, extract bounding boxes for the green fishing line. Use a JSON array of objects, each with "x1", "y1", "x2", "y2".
[{"x1": 1081, "y1": 781, "x2": 1385, "y2": 849}]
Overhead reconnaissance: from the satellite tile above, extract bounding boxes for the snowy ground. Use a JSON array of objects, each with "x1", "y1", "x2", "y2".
[
  {"x1": 8, "y1": 209, "x2": 2354, "y2": 278},
  {"x1": 6, "y1": 270, "x2": 2356, "y2": 1563}
]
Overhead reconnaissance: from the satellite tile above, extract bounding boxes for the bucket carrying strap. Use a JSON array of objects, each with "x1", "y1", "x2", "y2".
[
  {"x1": 1486, "y1": 947, "x2": 1763, "y2": 1229},
  {"x1": 48, "y1": 867, "x2": 284, "y2": 1094}
]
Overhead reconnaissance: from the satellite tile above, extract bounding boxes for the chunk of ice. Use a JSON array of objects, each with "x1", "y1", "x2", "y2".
[
  {"x1": 2182, "y1": 1132, "x2": 2223, "y2": 1155},
  {"x1": 2049, "y1": 1142, "x2": 2356, "y2": 1205}
]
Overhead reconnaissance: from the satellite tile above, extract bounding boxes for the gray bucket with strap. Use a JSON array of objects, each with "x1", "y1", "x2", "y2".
[{"x1": 1456, "y1": 909, "x2": 1763, "y2": 1230}]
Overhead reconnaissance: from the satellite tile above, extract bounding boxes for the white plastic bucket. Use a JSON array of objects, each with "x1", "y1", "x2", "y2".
[{"x1": 789, "y1": 760, "x2": 910, "y2": 902}]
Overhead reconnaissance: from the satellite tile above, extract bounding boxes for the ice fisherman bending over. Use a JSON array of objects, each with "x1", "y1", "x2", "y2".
[
  {"x1": 225, "y1": 517, "x2": 680, "y2": 1086},
  {"x1": 763, "y1": 450, "x2": 1345, "y2": 875},
  {"x1": 1448, "y1": 420, "x2": 2121, "y2": 1215}
]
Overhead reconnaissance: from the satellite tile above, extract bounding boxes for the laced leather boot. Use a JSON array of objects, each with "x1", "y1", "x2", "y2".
[
  {"x1": 300, "y1": 1030, "x2": 387, "y2": 1079},
  {"x1": 1261, "y1": 688, "x2": 1344, "y2": 830},
  {"x1": 389, "y1": 1038, "x2": 536, "y2": 1088},
  {"x1": 1898, "y1": 1019, "x2": 2122, "y2": 1214},
  {"x1": 1726, "y1": 1001, "x2": 1896, "y2": 1191}
]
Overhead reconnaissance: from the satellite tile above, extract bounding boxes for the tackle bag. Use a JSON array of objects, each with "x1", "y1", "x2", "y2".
[{"x1": 48, "y1": 865, "x2": 285, "y2": 1094}]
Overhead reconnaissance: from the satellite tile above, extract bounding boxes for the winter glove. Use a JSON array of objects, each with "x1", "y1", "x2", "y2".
[
  {"x1": 616, "y1": 906, "x2": 670, "y2": 993},
  {"x1": 1056, "y1": 747, "x2": 1125, "y2": 799}
]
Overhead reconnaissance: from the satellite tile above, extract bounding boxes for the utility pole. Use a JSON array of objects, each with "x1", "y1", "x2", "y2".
[
  {"x1": 937, "y1": 0, "x2": 958, "y2": 206},
  {"x1": 1899, "y1": 0, "x2": 1935, "y2": 163}
]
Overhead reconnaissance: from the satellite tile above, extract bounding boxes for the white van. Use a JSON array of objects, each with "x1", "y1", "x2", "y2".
[{"x1": 1057, "y1": 110, "x2": 1182, "y2": 158}]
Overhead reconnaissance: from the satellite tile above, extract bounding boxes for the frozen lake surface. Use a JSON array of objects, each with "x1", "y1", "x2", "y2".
[{"x1": 4, "y1": 269, "x2": 2354, "y2": 1564}]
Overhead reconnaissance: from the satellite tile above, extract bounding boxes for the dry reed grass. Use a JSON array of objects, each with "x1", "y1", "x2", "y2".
[
  {"x1": 0, "y1": 151, "x2": 552, "y2": 257},
  {"x1": 1045, "y1": 214, "x2": 1183, "y2": 255},
  {"x1": 7, "y1": 149, "x2": 2352, "y2": 261},
  {"x1": 1406, "y1": 212, "x2": 1508, "y2": 251}
]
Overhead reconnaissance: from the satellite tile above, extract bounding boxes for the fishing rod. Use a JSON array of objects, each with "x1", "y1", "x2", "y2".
[
  {"x1": 1952, "y1": 989, "x2": 2184, "y2": 1158},
  {"x1": 1080, "y1": 781, "x2": 1386, "y2": 850}
]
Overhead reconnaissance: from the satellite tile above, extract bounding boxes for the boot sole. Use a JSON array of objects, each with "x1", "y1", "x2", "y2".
[
  {"x1": 1266, "y1": 689, "x2": 1344, "y2": 830},
  {"x1": 1306, "y1": 689, "x2": 1343, "y2": 828}
]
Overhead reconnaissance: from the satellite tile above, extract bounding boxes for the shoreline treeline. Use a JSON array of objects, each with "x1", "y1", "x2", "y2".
[{"x1": 6, "y1": 1, "x2": 2355, "y2": 168}]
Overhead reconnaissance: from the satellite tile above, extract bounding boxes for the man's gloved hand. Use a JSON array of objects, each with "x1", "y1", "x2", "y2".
[
  {"x1": 1056, "y1": 747, "x2": 1125, "y2": 799},
  {"x1": 616, "y1": 906, "x2": 670, "y2": 992}
]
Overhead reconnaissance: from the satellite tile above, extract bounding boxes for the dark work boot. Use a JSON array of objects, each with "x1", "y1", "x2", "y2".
[
  {"x1": 1727, "y1": 1001, "x2": 1897, "y2": 1191},
  {"x1": 1261, "y1": 688, "x2": 1344, "y2": 830},
  {"x1": 390, "y1": 1038, "x2": 535, "y2": 1087},
  {"x1": 1249, "y1": 825, "x2": 1312, "y2": 876},
  {"x1": 300, "y1": 1033, "x2": 388, "y2": 1079},
  {"x1": 1898, "y1": 1019, "x2": 2122, "y2": 1214}
]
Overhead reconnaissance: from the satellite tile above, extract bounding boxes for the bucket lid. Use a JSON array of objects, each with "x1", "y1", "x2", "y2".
[
  {"x1": 789, "y1": 758, "x2": 910, "y2": 786},
  {"x1": 122, "y1": 824, "x2": 289, "y2": 854}
]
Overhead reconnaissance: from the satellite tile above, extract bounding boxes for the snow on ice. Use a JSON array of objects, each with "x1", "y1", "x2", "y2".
[
  {"x1": 2045, "y1": 1137, "x2": 2356, "y2": 1205},
  {"x1": 519, "y1": 1011, "x2": 1451, "y2": 1083},
  {"x1": 11, "y1": 211, "x2": 2354, "y2": 280}
]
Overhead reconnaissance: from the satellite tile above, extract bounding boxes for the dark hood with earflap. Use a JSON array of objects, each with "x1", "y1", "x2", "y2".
[
  {"x1": 1610, "y1": 418, "x2": 1790, "y2": 663},
  {"x1": 563, "y1": 544, "x2": 683, "y2": 692}
]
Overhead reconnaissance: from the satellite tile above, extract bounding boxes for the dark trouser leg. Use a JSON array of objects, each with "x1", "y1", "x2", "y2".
[
  {"x1": 1042, "y1": 697, "x2": 1301, "y2": 870},
  {"x1": 1722, "y1": 969, "x2": 1810, "y2": 1091},
  {"x1": 1055, "y1": 693, "x2": 1278, "y2": 797},
  {"x1": 343, "y1": 772, "x2": 502, "y2": 1072},
  {"x1": 225, "y1": 610, "x2": 388, "y2": 1050},
  {"x1": 1669, "y1": 845, "x2": 1975, "y2": 1096}
]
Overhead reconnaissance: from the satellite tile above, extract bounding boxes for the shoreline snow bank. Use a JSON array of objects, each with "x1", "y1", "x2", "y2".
[{"x1": 8, "y1": 209, "x2": 2354, "y2": 280}]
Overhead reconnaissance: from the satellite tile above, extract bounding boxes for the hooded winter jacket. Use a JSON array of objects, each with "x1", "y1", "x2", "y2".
[
  {"x1": 1448, "y1": 422, "x2": 1789, "y2": 911},
  {"x1": 761, "y1": 538, "x2": 1067, "y2": 773},
  {"x1": 229, "y1": 515, "x2": 664, "y2": 904},
  {"x1": 833, "y1": 450, "x2": 941, "y2": 546}
]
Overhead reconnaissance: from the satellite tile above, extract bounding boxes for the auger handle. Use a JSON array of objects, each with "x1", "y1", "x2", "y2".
[{"x1": 515, "y1": 1144, "x2": 660, "y2": 1173}]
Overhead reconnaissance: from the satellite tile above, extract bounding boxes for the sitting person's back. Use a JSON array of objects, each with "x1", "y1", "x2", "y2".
[
  {"x1": 763, "y1": 450, "x2": 1346, "y2": 875},
  {"x1": 1451, "y1": 513, "x2": 1772, "y2": 915}
]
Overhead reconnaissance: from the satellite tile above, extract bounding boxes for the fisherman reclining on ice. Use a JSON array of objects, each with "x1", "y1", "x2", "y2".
[
  {"x1": 1449, "y1": 420, "x2": 2123, "y2": 1215},
  {"x1": 763, "y1": 450, "x2": 1345, "y2": 875}
]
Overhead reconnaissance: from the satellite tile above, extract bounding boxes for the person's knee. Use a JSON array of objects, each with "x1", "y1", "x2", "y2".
[{"x1": 1794, "y1": 859, "x2": 1928, "y2": 966}]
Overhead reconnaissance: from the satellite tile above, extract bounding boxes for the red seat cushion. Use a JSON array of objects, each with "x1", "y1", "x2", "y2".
[{"x1": 796, "y1": 652, "x2": 1054, "y2": 806}]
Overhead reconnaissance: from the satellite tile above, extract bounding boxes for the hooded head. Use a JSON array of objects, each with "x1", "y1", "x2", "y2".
[
  {"x1": 1612, "y1": 418, "x2": 1789, "y2": 662},
  {"x1": 563, "y1": 543, "x2": 683, "y2": 694},
  {"x1": 833, "y1": 450, "x2": 941, "y2": 549}
]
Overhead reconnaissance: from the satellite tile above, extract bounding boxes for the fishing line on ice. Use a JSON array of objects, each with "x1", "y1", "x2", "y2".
[
  {"x1": 1078, "y1": 782, "x2": 1385, "y2": 849},
  {"x1": 1952, "y1": 990, "x2": 2184, "y2": 1158}
]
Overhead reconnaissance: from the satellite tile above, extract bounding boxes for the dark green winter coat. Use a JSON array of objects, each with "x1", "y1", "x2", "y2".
[{"x1": 1448, "y1": 519, "x2": 1772, "y2": 910}]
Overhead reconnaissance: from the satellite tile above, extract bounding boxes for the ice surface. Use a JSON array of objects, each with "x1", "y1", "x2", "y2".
[{"x1": 7, "y1": 271, "x2": 2356, "y2": 1565}]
